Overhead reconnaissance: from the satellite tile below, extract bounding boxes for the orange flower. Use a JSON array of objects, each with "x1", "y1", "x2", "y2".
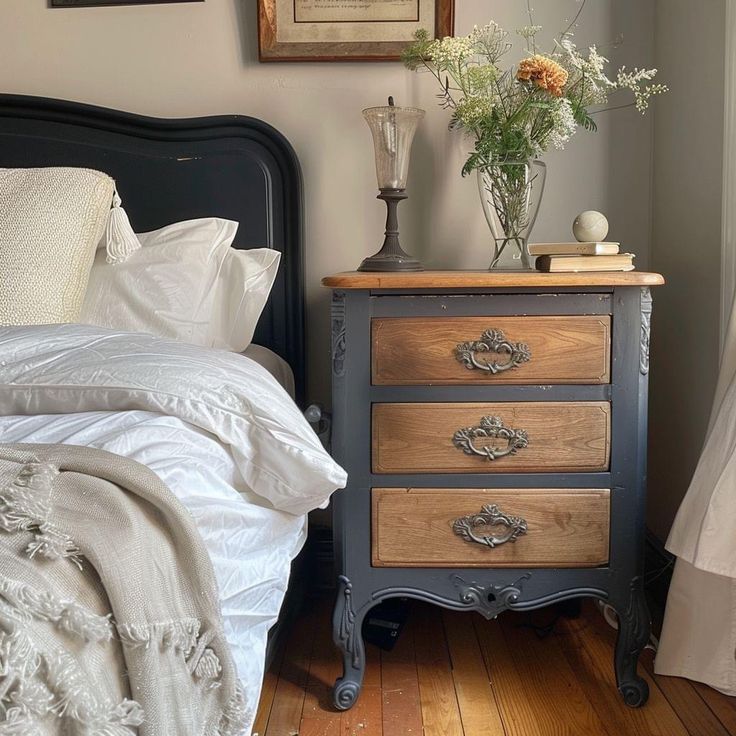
[{"x1": 517, "y1": 55, "x2": 569, "y2": 96}]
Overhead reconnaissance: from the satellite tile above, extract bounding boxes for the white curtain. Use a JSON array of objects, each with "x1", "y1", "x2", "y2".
[{"x1": 654, "y1": 285, "x2": 736, "y2": 694}]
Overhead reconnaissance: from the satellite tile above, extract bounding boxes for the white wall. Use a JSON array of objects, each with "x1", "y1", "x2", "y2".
[
  {"x1": 1, "y1": 0, "x2": 657, "y2": 404},
  {"x1": 648, "y1": 0, "x2": 727, "y2": 542}
]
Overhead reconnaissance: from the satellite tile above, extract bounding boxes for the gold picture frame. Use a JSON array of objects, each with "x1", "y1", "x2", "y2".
[{"x1": 258, "y1": 0, "x2": 455, "y2": 62}]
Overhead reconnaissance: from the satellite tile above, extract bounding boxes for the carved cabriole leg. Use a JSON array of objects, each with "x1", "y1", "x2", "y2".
[
  {"x1": 612, "y1": 577, "x2": 651, "y2": 707},
  {"x1": 332, "y1": 575, "x2": 366, "y2": 711}
]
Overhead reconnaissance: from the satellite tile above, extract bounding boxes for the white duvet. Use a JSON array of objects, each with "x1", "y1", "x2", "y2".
[{"x1": 0, "y1": 324, "x2": 347, "y2": 733}]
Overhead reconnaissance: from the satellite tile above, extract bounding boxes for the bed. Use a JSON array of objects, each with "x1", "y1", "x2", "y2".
[{"x1": 0, "y1": 94, "x2": 342, "y2": 734}]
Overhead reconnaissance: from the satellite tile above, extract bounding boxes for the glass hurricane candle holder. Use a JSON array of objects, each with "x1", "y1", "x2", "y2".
[{"x1": 358, "y1": 98, "x2": 425, "y2": 272}]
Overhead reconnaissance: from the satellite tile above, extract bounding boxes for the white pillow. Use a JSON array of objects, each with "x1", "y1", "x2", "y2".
[
  {"x1": 0, "y1": 167, "x2": 114, "y2": 325},
  {"x1": 80, "y1": 218, "x2": 237, "y2": 344},
  {"x1": 208, "y1": 247, "x2": 281, "y2": 352}
]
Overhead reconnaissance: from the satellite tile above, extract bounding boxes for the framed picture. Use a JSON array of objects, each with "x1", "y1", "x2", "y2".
[
  {"x1": 258, "y1": 0, "x2": 454, "y2": 62},
  {"x1": 51, "y1": 0, "x2": 202, "y2": 6}
]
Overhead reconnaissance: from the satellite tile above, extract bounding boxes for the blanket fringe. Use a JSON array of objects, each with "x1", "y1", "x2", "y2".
[
  {"x1": 0, "y1": 707, "x2": 43, "y2": 735},
  {"x1": 45, "y1": 650, "x2": 144, "y2": 734},
  {"x1": 0, "y1": 463, "x2": 82, "y2": 568},
  {"x1": 0, "y1": 463, "x2": 58, "y2": 533},
  {"x1": 217, "y1": 683, "x2": 250, "y2": 736},
  {"x1": 117, "y1": 618, "x2": 200, "y2": 655},
  {"x1": 0, "y1": 629, "x2": 51, "y2": 717},
  {"x1": 0, "y1": 627, "x2": 143, "y2": 736},
  {"x1": 193, "y1": 647, "x2": 222, "y2": 689},
  {"x1": 0, "y1": 576, "x2": 113, "y2": 644}
]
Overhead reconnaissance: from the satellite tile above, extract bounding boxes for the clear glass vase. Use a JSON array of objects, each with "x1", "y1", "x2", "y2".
[{"x1": 477, "y1": 159, "x2": 547, "y2": 270}]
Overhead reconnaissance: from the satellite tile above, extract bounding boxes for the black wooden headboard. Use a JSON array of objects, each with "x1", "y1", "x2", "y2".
[{"x1": 0, "y1": 94, "x2": 305, "y2": 404}]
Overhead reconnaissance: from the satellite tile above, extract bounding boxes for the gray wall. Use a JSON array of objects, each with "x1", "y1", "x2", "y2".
[
  {"x1": 648, "y1": 0, "x2": 727, "y2": 542},
  {"x1": 0, "y1": 0, "x2": 657, "y2": 403}
]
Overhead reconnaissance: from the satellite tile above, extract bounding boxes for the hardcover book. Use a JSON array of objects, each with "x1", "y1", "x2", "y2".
[
  {"x1": 536, "y1": 253, "x2": 635, "y2": 273},
  {"x1": 529, "y1": 242, "x2": 620, "y2": 256}
]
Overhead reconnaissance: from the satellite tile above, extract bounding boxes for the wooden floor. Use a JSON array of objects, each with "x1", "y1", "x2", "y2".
[{"x1": 253, "y1": 597, "x2": 736, "y2": 736}]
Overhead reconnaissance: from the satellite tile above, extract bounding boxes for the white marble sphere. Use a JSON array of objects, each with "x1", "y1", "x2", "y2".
[{"x1": 572, "y1": 210, "x2": 609, "y2": 242}]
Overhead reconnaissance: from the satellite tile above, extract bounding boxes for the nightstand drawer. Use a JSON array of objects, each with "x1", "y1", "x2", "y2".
[
  {"x1": 372, "y1": 402, "x2": 610, "y2": 473},
  {"x1": 371, "y1": 316, "x2": 611, "y2": 385},
  {"x1": 371, "y1": 488, "x2": 610, "y2": 567}
]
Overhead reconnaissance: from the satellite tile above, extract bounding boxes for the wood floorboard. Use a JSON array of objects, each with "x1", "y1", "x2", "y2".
[
  {"x1": 442, "y1": 609, "x2": 505, "y2": 736},
  {"x1": 691, "y1": 683, "x2": 736, "y2": 735},
  {"x1": 340, "y1": 644, "x2": 383, "y2": 735},
  {"x1": 413, "y1": 603, "x2": 464, "y2": 736},
  {"x1": 494, "y1": 610, "x2": 612, "y2": 735},
  {"x1": 380, "y1": 609, "x2": 423, "y2": 736},
  {"x1": 472, "y1": 612, "x2": 542, "y2": 736},
  {"x1": 558, "y1": 603, "x2": 689, "y2": 736},
  {"x1": 300, "y1": 598, "x2": 343, "y2": 734},
  {"x1": 252, "y1": 647, "x2": 284, "y2": 736},
  {"x1": 264, "y1": 601, "x2": 320, "y2": 736},
  {"x1": 638, "y1": 650, "x2": 728, "y2": 736},
  {"x1": 254, "y1": 597, "x2": 733, "y2": 736}
]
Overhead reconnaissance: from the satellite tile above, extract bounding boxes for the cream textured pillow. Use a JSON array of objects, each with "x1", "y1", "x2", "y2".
[{"x1": 0, "y1": 167, "x2": 114, "y2": 325}]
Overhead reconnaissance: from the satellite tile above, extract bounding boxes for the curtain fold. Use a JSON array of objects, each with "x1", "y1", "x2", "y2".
[{"x1": 655, "y1": 292, "x2": 736, "y2": 693}]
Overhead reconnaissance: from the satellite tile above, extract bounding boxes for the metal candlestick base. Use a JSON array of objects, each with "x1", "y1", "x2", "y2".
[{"x1": 358, "y1": 189, "x2": 423, "y2": 272}]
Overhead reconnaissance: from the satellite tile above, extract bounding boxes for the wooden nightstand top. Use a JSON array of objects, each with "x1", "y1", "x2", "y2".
[{"x1": 321, "y1": 270, "x2": 665, "y2": 289}]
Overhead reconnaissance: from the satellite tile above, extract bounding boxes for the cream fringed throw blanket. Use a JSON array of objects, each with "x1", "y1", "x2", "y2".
[{"x1": 0, "y1": 444, "x2": 247, "y2": 735}]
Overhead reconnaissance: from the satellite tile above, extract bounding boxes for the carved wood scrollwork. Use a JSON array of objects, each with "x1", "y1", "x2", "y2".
[
  {"x1": 640, "y1": 287, "x2": 652, "y2": 375},
  {"x1": 331, "y1": 291, "x2": 346, "y2": 377},
  {"x1": 451, "y1": 573, "x2": 532, "y2": 620},
  {"x1": 335, "y1": 575, "x2": 359, "y2": 668}
]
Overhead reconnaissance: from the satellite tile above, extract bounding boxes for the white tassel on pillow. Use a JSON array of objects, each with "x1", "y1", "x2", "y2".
[{"x1": 104, "y1": 188, "x2": 141, "y2": 264}]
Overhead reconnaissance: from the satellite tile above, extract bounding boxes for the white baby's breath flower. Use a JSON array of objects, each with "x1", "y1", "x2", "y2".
[
  {"x1": 548, "y1": 97, "x2": 578, "y2": 149},
  {"x1": 517, "y1": 25, "x2": 543, "y2": 40},
  {"x1": 427, "y1": 35, "x2": 475, "y2": 70},
  {"x1": 469, "y1": 22, "x2": 512, "y2": 63},
  {"x1": 455, "y1": 96, "x2": 493, "y2": 129},
  {"x1": 465, "y1": 64, "x2": 499, "y2": 94},
  {"x1": 615, "y1": 67, "x2": 668, "y2": 112}
]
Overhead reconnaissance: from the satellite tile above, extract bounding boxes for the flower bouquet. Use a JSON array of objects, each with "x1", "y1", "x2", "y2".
[{"x1": 403, "y1": 10, "x2": 667, "y2": 269}]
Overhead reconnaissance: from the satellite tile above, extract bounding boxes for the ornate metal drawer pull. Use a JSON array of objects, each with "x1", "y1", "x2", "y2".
[
  {"x1": 452, "y1": 415, "x2": 529, "y2": 461},
  {"x1": 453, "y1": 504, "x2": 528, "y2": 548},
  {"x1": 455, "y1": 329, "x2": 531, "y2": 374}
]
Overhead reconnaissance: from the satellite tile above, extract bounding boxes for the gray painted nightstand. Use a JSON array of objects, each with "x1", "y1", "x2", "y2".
[{"x1": 323, "y1": 270, "x2": 664, "y2": 711}]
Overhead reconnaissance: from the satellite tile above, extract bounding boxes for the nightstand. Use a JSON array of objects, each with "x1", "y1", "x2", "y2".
[{"x1": 322, "y1": 270, "x2": 664, "y2": 710}]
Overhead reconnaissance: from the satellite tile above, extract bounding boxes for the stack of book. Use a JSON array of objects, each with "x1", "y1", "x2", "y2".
[{"x1": 530, "y1": 242, "x2": 635, "y2": 273}]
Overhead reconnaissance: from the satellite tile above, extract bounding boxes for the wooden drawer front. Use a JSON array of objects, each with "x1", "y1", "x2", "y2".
[
  {"x1": 371, "y1": 316, "x2": 610, "y2": 385},
  {"x1": 372, "y1": 402, "x2": 610, "y2": 474},
  {"x1": 372, "y1": 488, "x2": 610, "y2": 567}
]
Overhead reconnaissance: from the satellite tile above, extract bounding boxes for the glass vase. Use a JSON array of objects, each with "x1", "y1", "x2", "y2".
[{"x1": 477, "y1": 159, "x2": 547, "y2": 270}]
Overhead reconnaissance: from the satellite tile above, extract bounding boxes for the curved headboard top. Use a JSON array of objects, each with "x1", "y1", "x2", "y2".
[{"x1": 0, "y1": 94, "x2": 305, "y2": 404}]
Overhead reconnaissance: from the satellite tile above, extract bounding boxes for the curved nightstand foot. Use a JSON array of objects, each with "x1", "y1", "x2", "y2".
[
  {"x1": 619, "y1": 677, "x2": 650, "y2": 708},
  {"x1": 333, "y1": 677, "x2": 361, "y2": 711},
  {"x1": 612, "y1": 577, "x2": 651, "y2": 708},
  {"x1": 332, "y1": 576, "x2": 367, "y2": 711}
]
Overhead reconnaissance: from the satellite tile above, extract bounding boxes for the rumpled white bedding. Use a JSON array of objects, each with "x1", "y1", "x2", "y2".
[
  {"x1": 0, "y1": 325, "x2": 347, "y2": 733},
  {"x1": 0, "y1": 325, "x2": 346, "y2": 515}
]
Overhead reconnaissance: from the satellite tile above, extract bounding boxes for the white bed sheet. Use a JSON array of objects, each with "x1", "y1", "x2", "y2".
[{"x1": 0, "y1": 408, "x2": 304, "y2": 730}]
